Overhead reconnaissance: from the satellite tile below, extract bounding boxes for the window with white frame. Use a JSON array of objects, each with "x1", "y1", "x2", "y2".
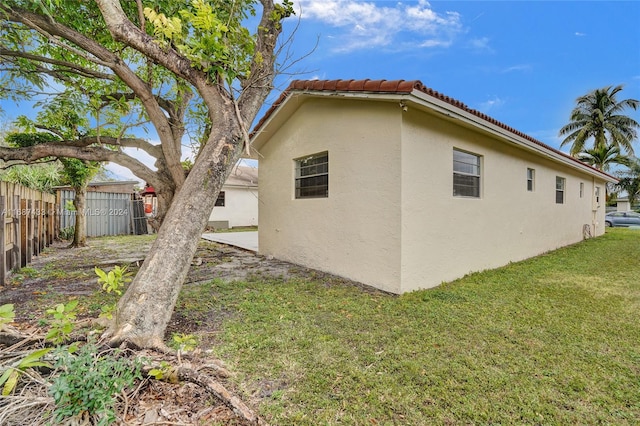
[
  {"x1": 556, "y1": 176, "x2": 565, "y2": 204},
  {"x1": 595, "y1": 186, "x2": 601, "y2": 207},
  {"x1": 580, "y1": 182, "x2": 584, "y2": 198},
  {"x1": 527, "y1": 168, "x2": 535, "y2": 192},
  {"x1": 295, "y1": 152, "x2": 328, "y2": 199},
  {"x1": 453, "y1": 149, "x2": 481, "y2": 198}
]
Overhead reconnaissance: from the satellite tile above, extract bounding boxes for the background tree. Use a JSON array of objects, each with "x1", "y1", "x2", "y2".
[
  {"x1": 0, "y1": 0, "x2": 295, "y2": 349},
  {"x1": 559, "y1": 85, "x2": 639, "y2": 156},
  {"x1": 615, "y1": 158, "x2": 640, "y2": 208},
  {"x1": 575, "y1": 145, "x2": 631, "y2": 172}
]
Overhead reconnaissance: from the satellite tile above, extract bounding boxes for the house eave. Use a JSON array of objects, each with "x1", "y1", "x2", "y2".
[
  {"x1": 251, "y1": 87, "x2": 617, "y2": 184},
  {"x1": 407, "y1": 89, "x2": 618, "y2": 183}
]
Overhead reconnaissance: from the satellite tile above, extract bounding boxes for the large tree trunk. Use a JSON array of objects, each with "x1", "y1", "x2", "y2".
[
  {"x1": 105, "y1": 126, "x2": 244, "y2": 348},
  {"x1": 70, "y1": 183, "x2": 88, "y2": 248}
]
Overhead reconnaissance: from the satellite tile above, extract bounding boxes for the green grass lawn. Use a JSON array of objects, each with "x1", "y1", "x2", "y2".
[{"x1": 201, "y1": 228, "x2": 640, "y2": 425}]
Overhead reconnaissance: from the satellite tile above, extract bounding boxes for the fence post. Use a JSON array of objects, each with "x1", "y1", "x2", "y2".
[
  {"x1": 0, "y1": 196, "x2": 5, "y2": 285},
  {"x1": 12, "y1": 195, "x2": 21, "y2": 271}
]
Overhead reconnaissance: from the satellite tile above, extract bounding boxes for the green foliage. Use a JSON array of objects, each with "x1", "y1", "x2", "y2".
[
  {"x1": 59, "y1": 158, "x2": 98, "y2": 189},
  {"x1": 59, "y1": 225, "x2": 75, "y2": 240},
  {"x1": 0, "y1": 162, "x2": 62, "y2": 192},
  {"x1": 144, "y1": 0, "x2": 258, "y2": 82},
  {"x1": 49, "y1": 343, "x2": 142, "y2": 426},
  {"x1": 616, "y1": 158, "x2": 640, "y2": 206},
  {"x1": 45, "y1": 300, "x2": 78, "y2": 344},
  {"x1": 560, "y1": 85, "x2": 639, "y2": 156},
  {"x1": 0, "y1": 303, "x2": 15, "y2": 329},
  {"x1": 170, "y1": 332, "x2": 198, "y2": 352},
  {"x1": 5, "y1": 131, "x2": 60, "y2": 147},
  {"x1": 148, "y1": 361, "x2": 172, "y2": 380},
  {"x1": 0, "y1": 348, "x2": 52, "y2": 396},
  {"x1": 95, "y1": 265, "x2": 132, "y2": 296}
]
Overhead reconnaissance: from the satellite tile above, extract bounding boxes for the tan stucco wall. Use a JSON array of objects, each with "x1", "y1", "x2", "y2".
[
  {"x1": 257, "y1": 98, "x2": 404, "y2": 293},
  {"x1": 399, "y1": 108, "x2": 608, "y2": 292},
  {"x1": 257, "y1": 97, "x2": 609, "y2": 294},
  {"x1": 208, "y1": 186, "x2": 258, "y2": 228}
]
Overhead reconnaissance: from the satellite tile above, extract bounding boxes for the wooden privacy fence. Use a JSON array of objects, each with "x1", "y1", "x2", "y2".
[{"x1": 0, "y1": 182, "x2": 57, "y2": 284}]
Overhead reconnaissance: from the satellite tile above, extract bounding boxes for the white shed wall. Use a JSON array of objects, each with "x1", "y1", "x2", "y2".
[{"x1": 208, "y1": 186, "x2": 258, "y2": 228}]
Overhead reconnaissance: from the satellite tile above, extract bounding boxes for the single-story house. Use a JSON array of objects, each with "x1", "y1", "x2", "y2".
[
  {"x1": 250, "y1": 79, "x2": 617, "y2": 294},
  {"x1": 207, "y1": 165, "x2": 258, "y2": 229}
]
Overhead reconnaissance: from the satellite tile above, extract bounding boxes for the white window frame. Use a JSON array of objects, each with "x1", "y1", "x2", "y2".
[
  {"x1": 453, "y1": 149, "x2": 481, "y2": 198},
  {"x1": 579, "y1": 182, "x2": 584, "y2": 198},
  {"x1": 527, "y1": 168, "x2": 535, "y2": 192},
  {"x1": 556, "y1": 176, "x2": 565, "y2": 204},
  {"x1": 295, "y1": 152, "x2": 329, "y2": 199}
]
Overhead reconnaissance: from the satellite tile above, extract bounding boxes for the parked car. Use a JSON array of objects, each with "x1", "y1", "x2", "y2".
[{"x1": 604, "y1": 211, "x2": 640, "y2": 227}]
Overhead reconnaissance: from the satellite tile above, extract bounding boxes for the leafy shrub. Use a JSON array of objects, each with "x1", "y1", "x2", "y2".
[{"x1": 49, "y1": 343, "x2": 142, "y2": 426}]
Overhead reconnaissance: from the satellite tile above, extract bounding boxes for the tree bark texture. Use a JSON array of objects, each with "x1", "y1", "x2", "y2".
[
  {"x1": 70, "y1": 183, "x2": 88, "y2": 248},
  {"x1": 106, "y1": 112, "x2": 245, "y2": 348}
]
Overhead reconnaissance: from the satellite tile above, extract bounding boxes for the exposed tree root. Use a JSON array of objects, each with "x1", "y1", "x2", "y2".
[{"x1": 1, "y1": 327, "x2": 268, "y2": 425}]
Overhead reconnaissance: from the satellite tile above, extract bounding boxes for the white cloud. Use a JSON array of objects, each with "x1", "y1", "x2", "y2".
[
  {"x1": 468, "y1": 36, "x2": 492, "y2": 52},
  {"x1": 501, "y1": 64, "x2": 532, "y2": 73},
  {"x1": 574, "y1": 32, "x2": 587, "y2": 37},
  {"x1": 479, "y1": 96, "x2": 505, "y2": 112},
  {"x1": 296, "y1": 0, "x2": 463, "y2": 52}
]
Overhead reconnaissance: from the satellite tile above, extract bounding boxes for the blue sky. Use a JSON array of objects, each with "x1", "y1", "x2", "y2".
[
  {"x1": 276, "y1": 0, "x2": 640, "y2": 151},
  {"x1": 1, "y1": 1, "x2": 639, "y2": 182}
]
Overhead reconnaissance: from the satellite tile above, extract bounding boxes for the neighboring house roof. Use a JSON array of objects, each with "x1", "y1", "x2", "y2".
[
  {"x1": 251, "y1": 79, "x2": 617, "y2": 183},
  {"x1": 225, "y1": 165, "x2": 258, "y2": 188},
  {"x1": 55, "y1": 180, "x2": 139, "y2": 193}
]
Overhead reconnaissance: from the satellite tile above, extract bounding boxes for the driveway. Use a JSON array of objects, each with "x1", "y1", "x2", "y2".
[{"x1": 201, "y1": 231, "x2": 258, "y2": 252}]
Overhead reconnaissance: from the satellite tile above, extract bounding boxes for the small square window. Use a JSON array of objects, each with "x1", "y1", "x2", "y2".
[
  {"x1": 527, "y1": 168, "x2": 535, "y2": 192},
  {"x1": 295, "y1": 152, "x2": 328, "y2": 199},
  {"x1": 556, "y1": 176, "x2": 565, "y2": 204},
  {"x1": 453, "y1": 149, "x2": 481, "y2": 198},
  {"x1": 215, "y1": 191, "x2": 225, "y2": 207}
]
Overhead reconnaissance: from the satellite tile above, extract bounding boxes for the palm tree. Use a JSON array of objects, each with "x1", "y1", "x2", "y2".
[
  {"x1": 575, "y1": 144, "x2": 631, "y2": 172},
  {"x1": 616, "y1": 158, "x2": 640, "y2": 208},
  {"x1": 559, "y1": 85, "x2": 639, "y2": 156}
]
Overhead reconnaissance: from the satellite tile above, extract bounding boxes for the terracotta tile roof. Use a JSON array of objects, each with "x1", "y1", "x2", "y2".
[{"x1": 252, "y1": 79, "x2": 616, "y2": 180}]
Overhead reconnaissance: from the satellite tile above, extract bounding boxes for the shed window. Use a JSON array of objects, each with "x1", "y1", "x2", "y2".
[
  {"x1": 453, "y1": 149, "x2": 481, "y2": 198},
  {"x1": 295, "y1": 152, "x2": 328, "y2": 199},
  {"x1": 215, "y1": 191, "x2": 225, "y2": 207},
  {"x1": 527, "y1": 168, "x2": 535, "y2": 192},
  {"x1": 556, "y1": 176, "x2": 565, "y2": 204},
  {"x1": 580, "y1": 182, "x2": 584, "y2": 198}
]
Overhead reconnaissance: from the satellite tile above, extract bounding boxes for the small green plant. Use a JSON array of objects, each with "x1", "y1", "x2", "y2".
[
  {"x1": 171, "y1": 332, "x2": 198, "y2": 353},
  {"x1": 50, "y1": 343, "x2": 142, "y2": 426},
  {"x1": 45, "y1": 300, "x2": 78, "y2": 344},
  {"x1": 0, "y1": 303, "x2": 15, "y2": 330},
  {"x1": 0, "y1": 348, "x2": 52, "y2": 395},
  {"x1": 148, "y1": 361, "x2": 173, "y2": 381},
  {"x1": 59, "y1": 226, "x2": 75, "y2": 240},
  {"x1": 95, "y1": 265, "x2": 132, "y2": 296},
  {"x1": 98, "y1": 303, "x2": 116, "y2": 320},
  {"x1": 64, "y1": 200, "x2": 76, "y2": 211}
]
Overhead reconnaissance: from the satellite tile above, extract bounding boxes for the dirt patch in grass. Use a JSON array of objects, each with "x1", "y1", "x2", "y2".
[{"x1": 0, "y1": 234, "x2": 303, "y2": 425}]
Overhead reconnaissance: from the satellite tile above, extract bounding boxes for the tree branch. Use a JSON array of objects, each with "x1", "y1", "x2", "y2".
[
  {"x1": 1, "y1": 4, "x2": 185, "y2": 187},
  {"x1": 0, "y1": 48, "x2": 115, "y2": 80},
  {"x1": 0, "y1": 144, "x2": 161, "y2": 187}
]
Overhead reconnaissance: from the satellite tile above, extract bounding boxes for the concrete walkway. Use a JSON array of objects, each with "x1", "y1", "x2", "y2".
[{"x1": 201, "y1": 231, "x2": 258, "y2": 252}]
